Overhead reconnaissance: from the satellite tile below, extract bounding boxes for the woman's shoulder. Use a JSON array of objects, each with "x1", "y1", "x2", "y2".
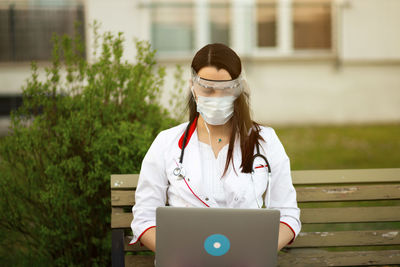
[
  {"x1": 152, "y1": 121, "x2": 190, "y2": 148},
  {"x1": 258, "y1": 124, "x2": 288, "y2": 158},
  {"x1": 147, "y1": 122, "x2": 190, "y2": 154},
  {"x1": 158, "y1": 121, "x2": 189, "y2": 138},
  {"x1": 258, "y1": 125, "x2": 277, "y2": 140}
]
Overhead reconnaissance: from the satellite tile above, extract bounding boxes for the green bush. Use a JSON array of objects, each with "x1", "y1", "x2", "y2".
[{"x1": 0, "y1": 23, "x2": 179, "y2": 266}]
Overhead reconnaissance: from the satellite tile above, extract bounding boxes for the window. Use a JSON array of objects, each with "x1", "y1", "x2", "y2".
[
  {"x1": 0, "y1": 0, "x2": 85, "y2": 62},
  {"x1": 255, "y1": 0, "x2": 333, "y2": 54},
  {"x1": 293, "y1": 0, "x2": 331, "y2": 49},
  {"x1": 256, "y1": 0, "x2": 277, "y2": 48},
  {"x1": 149, "y1": 0, "x2": 232, "y2": 55},
  {"x1": 151, "y1": 0, "x2": 194, "y2": 53},
  {"x1": 148, "y1": 0, "x2": 332, "y2": 56},
  {"x1": 209, "y1": 0, "x2": 230, "y2": 45}
]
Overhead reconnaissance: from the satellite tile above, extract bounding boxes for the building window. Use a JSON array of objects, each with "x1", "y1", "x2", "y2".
[
  {"x1": 293, "y1": 0, "x2": 331, "y2": 49},
  {"x1": 151, "y1": 0, "x2": 194, "y2": 53},
  {"x1": 255, "y1": 0, "x2": 332, "y2": 54},
  {"x1": 149, "y1": 0, "x2": 232, "y2": 55},
  {"x1": 209, "y1": 0, "x2": 230, "y2": 45},
  {"x1": 148, "y1": 0, "x2": 332, "y2": 56},
  {"x1": 0, "y1": 0, "x2": 85, "y2": 62},
  {"x1": 256, "y1": 0, "x2": 277, "y2": 48}
]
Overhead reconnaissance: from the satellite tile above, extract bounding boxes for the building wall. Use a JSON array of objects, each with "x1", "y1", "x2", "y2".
[
  {"x1": 1, "y1": 0, "x2": 399, "y2": 127},
  {"x1": 341, "y1": 0, "x2": 400, "y2": 61},
  {"x1": 85, "y1": 0, "x2": 151, "y2": 63},
  {"x1": 247, "y1": 60, "x2": 400, "y2": 124},
  {"x1": 159, "y1": 59, "x2": 400, "y2": 125}
]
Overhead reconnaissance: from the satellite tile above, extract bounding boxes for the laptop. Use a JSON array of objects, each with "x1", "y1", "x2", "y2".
[{"x1": 156, "y1": 207, "x2": 280, "y2": 267}]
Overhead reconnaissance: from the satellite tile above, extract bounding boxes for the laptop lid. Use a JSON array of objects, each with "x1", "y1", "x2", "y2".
[{"x1": 156, "y1": 207, "x2": 280, "y2": 267}]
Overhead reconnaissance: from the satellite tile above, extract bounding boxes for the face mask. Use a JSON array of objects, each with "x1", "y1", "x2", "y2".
[{"x1": 195, "y1": 95, "x2": 236, "y2": 125}]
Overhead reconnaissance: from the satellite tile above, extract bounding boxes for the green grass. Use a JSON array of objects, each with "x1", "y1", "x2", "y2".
[
  {"x1": 2, "y1": 123, "x2": 399, "y2": 170},
  {"x1": 270, "y1": 124, "x2": 400, "y2": 237},
  {"x1": 274, "y1": 123, "x2": 400, "y2": 170}
]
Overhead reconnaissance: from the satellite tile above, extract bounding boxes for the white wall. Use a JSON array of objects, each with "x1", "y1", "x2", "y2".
[
  {"x1": 159, "y1": 60, "x2": 400, "y2": 125},
  {"x1": 84, "y1": 0, "x2": 150, "y2": 63},
  {"x1": 0, "y1": 64, "x2": 32, "y2": 94},
  {"x1": 341, "y1": 0, "x2": 400, "y2": 61},
  {"x1": 247, "y1": 61, "x2": 400, "y2": 124}
]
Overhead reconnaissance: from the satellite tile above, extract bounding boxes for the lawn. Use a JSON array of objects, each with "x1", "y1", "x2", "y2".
[
  {"x1": 273, "y1": 123, "x2": 400, "y2": 170},
  {"x1": 272, "y1": 123, "x2": 400, "y2": 240},
  {"x1": 1, "y1": 123, "x2": 399, "y2": 170}
]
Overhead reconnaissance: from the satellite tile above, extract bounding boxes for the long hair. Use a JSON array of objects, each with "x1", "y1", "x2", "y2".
[{"x1": 189, "y1": 43, "x2": 263, "y2": 176}]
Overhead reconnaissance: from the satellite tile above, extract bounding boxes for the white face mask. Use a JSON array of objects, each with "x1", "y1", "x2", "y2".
[{"x1": 196, "y1": 95, "x2": 236, "y2": 125}]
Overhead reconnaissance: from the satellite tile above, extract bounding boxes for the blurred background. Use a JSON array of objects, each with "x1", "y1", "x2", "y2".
[
  {"x1": 0, "y1": 2, "x2": 398, "y2": 265},
  {"x1": 0, "y1": 0, "x2": 399, "y2": 169}
]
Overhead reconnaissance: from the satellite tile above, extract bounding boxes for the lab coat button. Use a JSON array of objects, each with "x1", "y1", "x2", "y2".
[
  {"x1": 234, "y1": 197, "x2": 239, "y2": 201},
  {"x1": 205, "y1": 197, "x2": 209, "y2": 201}
]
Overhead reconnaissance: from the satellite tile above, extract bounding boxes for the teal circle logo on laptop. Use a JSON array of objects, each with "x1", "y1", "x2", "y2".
[{"x1": 204, "y1": 234, "x2": 230, "y2": 256}]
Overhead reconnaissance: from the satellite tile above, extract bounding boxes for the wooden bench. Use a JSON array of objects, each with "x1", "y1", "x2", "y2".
[{"x1": 111, "y1": 168, "x2": 400, "y2": 266}]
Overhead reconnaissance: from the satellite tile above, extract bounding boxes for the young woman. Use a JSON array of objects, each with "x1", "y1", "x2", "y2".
[{"x1": 130, "y1": 43, "x2": 301, "y2": 252}]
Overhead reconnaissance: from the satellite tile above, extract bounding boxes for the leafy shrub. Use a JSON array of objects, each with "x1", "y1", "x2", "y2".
[{"x1": 0, "y1": 23, "x2": 180, "y2": 266}]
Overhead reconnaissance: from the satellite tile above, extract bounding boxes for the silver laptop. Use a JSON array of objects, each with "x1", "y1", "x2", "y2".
[{"x1": 156, "y1": 207, "x2": 280, "y2": 267}]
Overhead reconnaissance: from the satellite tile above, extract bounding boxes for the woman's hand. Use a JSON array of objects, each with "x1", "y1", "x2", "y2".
[{"x1": 277, "y1": 222, "x2": 295, "y2": 251}]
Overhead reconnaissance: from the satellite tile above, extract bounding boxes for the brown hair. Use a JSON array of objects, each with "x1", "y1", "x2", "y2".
[{"x1": 189, "y1": 43, "x2": 263, "y2": 176}]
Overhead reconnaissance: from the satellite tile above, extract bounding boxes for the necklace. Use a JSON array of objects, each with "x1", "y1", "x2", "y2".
[{"x1": 204, "y1": 121, "x2": 223, "y2": 145}]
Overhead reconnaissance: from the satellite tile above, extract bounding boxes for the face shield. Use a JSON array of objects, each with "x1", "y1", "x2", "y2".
[{"x1": 191, "y1": 68, "x2": 244, "y2": 98}]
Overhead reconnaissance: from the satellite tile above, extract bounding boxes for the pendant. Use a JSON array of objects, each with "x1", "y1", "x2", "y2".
[{"x1": 218, "y1": 138, "x2": 222, "y2": 143}]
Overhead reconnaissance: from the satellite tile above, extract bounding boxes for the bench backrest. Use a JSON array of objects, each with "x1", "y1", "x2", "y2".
[{"x1": 111, "y1": 168, "x2": 400, "y2": 266}]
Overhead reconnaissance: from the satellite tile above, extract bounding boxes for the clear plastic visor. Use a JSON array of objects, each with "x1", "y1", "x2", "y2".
[{"x1": 191, "y1": 68, "x2": 244, "y2": 97}]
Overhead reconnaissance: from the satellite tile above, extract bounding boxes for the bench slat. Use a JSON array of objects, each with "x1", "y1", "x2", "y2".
[
  {"x1": 111, "y1": 183, "x2": 400, "y2": 207},
  {"x1": 297, "y1": 184, "x2": 400, "y2": 202},
  {"x1": 112, "y1": 213, "x2": 133, "y2": 229},
  {"x1": 112, "y1": 190, "x2": 135, "y2": 206},
  {"x1": 290, "y1": 230, "x2": 400, "y2": 248},
  {"x1": 292, "y1": 168, "x2": 400, "y2": 185},
  {"x1": 278, "y1": 249, "x2": 400, "y2": 266},
  {"x1": 112, "y1": 206, "x2": 400, "y2": 228},
  {"x1": 111, "y1": 174, "x2": 139, "y2": 189},
  {"x1": 111, "y1": 169, "x2": 400, "y2": 189},
  {"x1": 125, "y1": 255, "x2": 154, "y2": 267},
  {"x1": 124, "y1": 250, "x2": 400, "y2": 267},
  {"x1": 124, "y1": 237, "x2": 151, "y2": 252},
  {"x1": 123, "y1": 229, "x2": 400, "y2": 252},
  {"x1": 302, "y1": 206, "x2": 400, "y2": 223}
]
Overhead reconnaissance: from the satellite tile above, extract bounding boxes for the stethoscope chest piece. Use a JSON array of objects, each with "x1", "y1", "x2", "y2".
[
  {"x1": 173, "y1": 165, "x2": 185, "y2": 180},
  {"x1": 173, "y1": 167, "x2": 181, "y2": 176}
]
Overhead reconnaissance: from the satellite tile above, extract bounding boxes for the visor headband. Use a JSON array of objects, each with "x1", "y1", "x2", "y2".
[{"x1": 191, "y1": 68, "x2": 244, "y2": 91}]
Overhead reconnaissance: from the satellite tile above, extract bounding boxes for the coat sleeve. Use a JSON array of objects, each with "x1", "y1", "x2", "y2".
[
  {"x1": 264, "y1": 128, "x2": 301, "y2": 244},
  {"x1": 129, "y1": 131, "x2": 169, "y2": 245}
]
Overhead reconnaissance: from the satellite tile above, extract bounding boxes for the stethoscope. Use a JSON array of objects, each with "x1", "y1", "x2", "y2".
[
  {"x1": 252, "y1": 142, "x2": 272, "y2": 208},
  {"x1": 173, "y1": 117, "x2": 272, "y2": 208}
]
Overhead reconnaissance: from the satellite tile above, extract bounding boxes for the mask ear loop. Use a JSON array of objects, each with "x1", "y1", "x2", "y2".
[
  {"x1": 191, "y1": 86, "x2": 196, "y2": 101},
  {"x1": 190, "y1": 79, "x2": 199, "y2": 104},
  {"x1": 203, "y1": 119, "x2": 213, "y2": 149}
]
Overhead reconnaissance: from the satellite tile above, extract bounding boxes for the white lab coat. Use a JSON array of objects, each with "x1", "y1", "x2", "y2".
[{"x1": 130, "y1": 121, "x2": 301, "y2": 245}]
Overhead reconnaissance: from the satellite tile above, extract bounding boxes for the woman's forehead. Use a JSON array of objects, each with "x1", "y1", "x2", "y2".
[{"x1": 197, "y1": 66, "x2": 232, "y2": 81}]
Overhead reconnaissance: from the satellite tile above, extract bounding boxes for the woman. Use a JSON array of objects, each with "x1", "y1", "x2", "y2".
[{"x1": 130, "y1": 43, "x2": 301, "y2": 252}]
